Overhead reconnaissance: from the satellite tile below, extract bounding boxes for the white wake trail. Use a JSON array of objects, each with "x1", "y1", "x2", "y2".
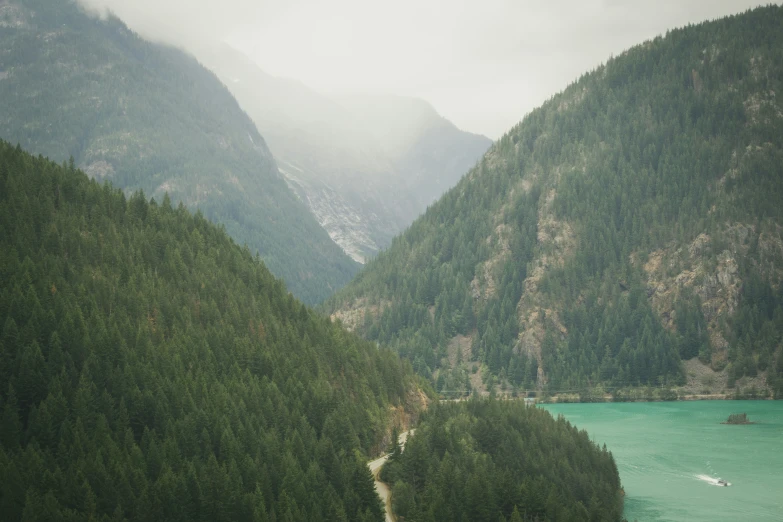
[{"x1": 696, "y1": 474, "x2": 731, "y2": 486}]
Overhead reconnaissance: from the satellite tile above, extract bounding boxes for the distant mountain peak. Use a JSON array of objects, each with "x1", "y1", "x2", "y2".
[{"x1": 196, "y1": 44, "x2": 491, "y2": 263}]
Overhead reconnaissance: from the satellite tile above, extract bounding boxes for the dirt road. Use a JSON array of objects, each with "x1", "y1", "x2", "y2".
[{"x1": 368, "y1": 430, "x2": 414, "y2": 522}]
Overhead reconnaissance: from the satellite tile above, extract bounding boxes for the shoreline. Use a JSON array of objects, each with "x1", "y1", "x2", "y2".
[
  {"x1": 538, "y1": 394, "x2": 777, "y2": 404},
  {"x1": 440, "y1": 393, "x2": 777, "y2": 404}
]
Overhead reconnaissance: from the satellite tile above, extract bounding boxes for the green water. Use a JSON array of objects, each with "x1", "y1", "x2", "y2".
[{"x1": 542, "y1": 401, "x2": 783, "y2": 521}]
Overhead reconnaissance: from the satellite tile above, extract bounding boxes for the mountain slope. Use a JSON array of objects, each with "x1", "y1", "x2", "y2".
[
  {"x1": 0, "y1": 139, "x2": 427, "y2": 520},
  {"x1": 0, "y1": 0, "x2": 358, "y2": 304},
  {"x1": 327, "y1": 6, "x2": 783, "y2": 398},
  {"x1": 196, "y1": 45, "x2": 491, "y2": 262}
]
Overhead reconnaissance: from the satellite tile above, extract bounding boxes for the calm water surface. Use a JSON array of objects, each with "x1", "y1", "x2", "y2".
[{"x1": 542, "y1": 401, "x2": 783, "y2": 521}]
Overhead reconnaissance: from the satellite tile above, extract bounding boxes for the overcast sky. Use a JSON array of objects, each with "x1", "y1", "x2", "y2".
[{"x1": 81, "y1": 0, "x2": 771, "y2": 139}]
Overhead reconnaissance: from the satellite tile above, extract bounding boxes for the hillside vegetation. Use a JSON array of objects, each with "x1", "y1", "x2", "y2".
[
  {"x1": 0, "y1": 140, "x2": 426, "y2": 521},
  {"x1": 0, "y1": 0, "x2": 358, "y2": 304},
  {"x1": 327, "y1": 6, "x2": 783, "y2": 398},
  {"x1": 381, "y1": 400, "x2": 623, "y2": 522}
]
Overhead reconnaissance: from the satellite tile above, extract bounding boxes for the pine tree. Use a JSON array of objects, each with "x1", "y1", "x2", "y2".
[
  {"x1": 0, "y1": 384, "x2": 22, "y2": 450},
  {"x1": 387, "y1": 426, "x2": 401, "y2": 462}
]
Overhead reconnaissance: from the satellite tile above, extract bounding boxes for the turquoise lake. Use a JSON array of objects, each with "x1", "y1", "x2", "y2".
[{"x1": 541, "y1": 401, "x2": 783, "y2": 521}]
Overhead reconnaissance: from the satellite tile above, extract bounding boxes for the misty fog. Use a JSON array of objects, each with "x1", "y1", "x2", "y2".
[{"x1": 79, "y1": 0, "x2": 769, "y2": 138}]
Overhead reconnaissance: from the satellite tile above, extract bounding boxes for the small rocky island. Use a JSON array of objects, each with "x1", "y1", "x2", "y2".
[{"x1": 722, "y1": 413, "x2": 755, "y2": 425}]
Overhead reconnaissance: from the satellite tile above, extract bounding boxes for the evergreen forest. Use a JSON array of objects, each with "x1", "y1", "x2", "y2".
[
  {"x1": 381, "y1": 400, "x2": 623, "y2": 522},
  {"x1": 0, "y1": 0, "x2": 358, "y2": 304},
  {"x1": 3, "y1": 3, "x2": 783, "y2": 522},
  {"x1": 327, "y1": 6, "x2": 783, "y2": 398},
  {"x1": 0, "y1": 140, "x2": 424, "y2": 521}
]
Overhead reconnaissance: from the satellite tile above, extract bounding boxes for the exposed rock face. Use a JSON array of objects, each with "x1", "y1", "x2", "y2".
[
  {"x1": 641, "y1": 222, "x2": 783, "y2": 371},
  {"x1": 195, "y1": 45, "x2": 492, "y2": 263},
  {"x1": 516, "y1": 188, "x2": 575, "y2": 376},
  {"x1": 643, "y1": 233, "x2": 741, "y2": 366},
  {"x1": 330, "y1": 297, "x2": 392, "y2": 332},
  {"x1": 280, "y1": 162, "x2": 384, "y2": 264}
]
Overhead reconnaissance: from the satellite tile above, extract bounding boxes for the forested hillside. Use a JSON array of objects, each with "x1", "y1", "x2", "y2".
[
  {"x1": 0, "y1": 140, "x2": 426, "y2": 521},
  {"x1": 0, "y1": 0, "x2": 358, "y2": 304},
  {"x1": 196, "y1": 44, "x2": 491, "y2": 263},
  {"x1": 381, "y1": 400, "x2": 623, "y2": 521},
  {"x1": 327, "y1": 6, "x2": 783, "y2": 398}
]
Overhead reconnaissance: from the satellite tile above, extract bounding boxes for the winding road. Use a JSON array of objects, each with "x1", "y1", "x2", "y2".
[{"x1": 368, "y1": 430, "x2": 414, "y2": 522}]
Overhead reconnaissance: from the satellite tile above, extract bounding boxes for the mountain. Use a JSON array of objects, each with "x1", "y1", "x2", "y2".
[
  {"x1": 0, "y1": 139, "x2": 428, "y2": 520},
  {"x1": 195, "y1": 45, "x2": 492, "y2": 263},
  {"x1": 326, "y1": 6, "x2": 783, "y2": 399},
  {"x1": 0, "y1": 0, "x2": 359, "y2": 304}
]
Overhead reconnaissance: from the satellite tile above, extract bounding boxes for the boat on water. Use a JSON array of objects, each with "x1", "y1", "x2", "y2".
[{"x1": 717, "y1": 479, "x2": 729, "y2": 487}]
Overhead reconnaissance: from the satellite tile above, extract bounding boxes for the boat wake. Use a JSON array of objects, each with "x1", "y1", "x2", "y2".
[{"x1": 696, "y1": 474, "x2": 731, "y2": 487}]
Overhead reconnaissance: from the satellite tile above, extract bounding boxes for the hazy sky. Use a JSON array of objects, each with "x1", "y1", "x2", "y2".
[{"x1": 81, "y1": 0, "x2": 771, "y2": 138}]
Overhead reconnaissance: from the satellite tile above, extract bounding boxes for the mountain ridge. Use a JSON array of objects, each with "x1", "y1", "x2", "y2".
[
  {"x1": 0, "y1": 0, "x2": 358, "y2": 304},
  {"x1": 327, "y1": 5, "x2": 783, "y2": 399}
]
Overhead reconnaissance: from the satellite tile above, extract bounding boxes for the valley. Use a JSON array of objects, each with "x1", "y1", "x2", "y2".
[
  {"x1": 194, "y1": 44, "x2": 492, "y2": 263},
  {"x1": 1, "y1": 1, "x2": 782, "y2": 522}
]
